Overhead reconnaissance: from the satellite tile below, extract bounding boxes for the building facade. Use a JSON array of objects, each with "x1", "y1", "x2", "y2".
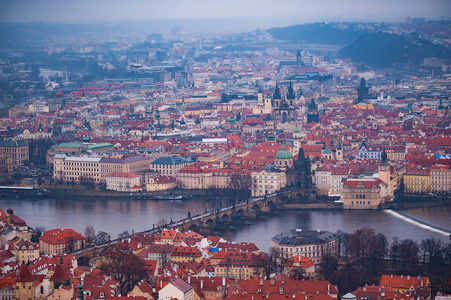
[
  {"x1": 0, "y1": 140, "x2": 29, "y2": 169},
  {"x1": 271, "y1": 229, "x2": 338, "y2": 265},
  {"x1": 150, "y1": 156, "x2": 189, "y2": 176},
  {"x1": 404, "y1": 169, "x2": 431, "y2": 194},
  {"x1": 251, "y1": 169, "x2": 286, "y2": 197},
  {"x1": 106, "y1": 172, "x2": 141, "y2": 192},
  {"x1": 39, "y1": 228, "x2": 86, "y2": 255},
  {"x1": 430, "y1": 164, "x2": 450, "y2": 194},
  {"x1": 341, "y1": 178, "x2": 387, "y2": 209}
]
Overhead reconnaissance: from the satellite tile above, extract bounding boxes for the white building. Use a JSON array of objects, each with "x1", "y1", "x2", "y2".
[
  {"x1": 106, "y1": 172, "x2": 141, "y2": 192},
  {"x1": 159, "y1": 278, "x2": 194, "y2": 300},
  {"x1": 251, "y1": 169, "x2": 286, "y2": 197}
]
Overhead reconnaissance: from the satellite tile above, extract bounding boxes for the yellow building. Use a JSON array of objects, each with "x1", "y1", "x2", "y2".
[
  {"x1": 341, "y1": 179, "x2": 387, "y2": 209},
  {"x1": 404, "y1": 169, "x2": 431, "y2": 194},
  {"x1": 15, "y1": 240, "x2": 39, "y2": 265},
  {"x1": 14, "y1": 266, "x2": 35, "y2": 300},
  {"x1": 214, "y1": 253, "x2": 264, "y2": 280},
  {"x1": 0, "y1": 140, "x2": 29, "y2": 169},
  {"x1": 171, "y1": 246, "x2": 202, "y2": 263}
]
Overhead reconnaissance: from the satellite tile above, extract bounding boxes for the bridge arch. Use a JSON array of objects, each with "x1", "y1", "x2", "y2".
[
  {"x1": 205, "y1": 218, "x2": 215, "y2": 227},
  {"x1": 236, "y1": 209, "x2": 246, "y2": 216},
  {"x1": 188, "y1": 223, "x2": 199, "y2": 232},
  {"x1": 221, "y1": 214, "x2": 231, "y2": 223},
  {"x1": 252, "y1": 203, "x2": 260, "y2": 211}
]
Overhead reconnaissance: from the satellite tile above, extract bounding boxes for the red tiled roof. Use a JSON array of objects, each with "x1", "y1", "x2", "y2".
[{"x1": 40, "y1": 228, "x2": 86, "y2": 245}]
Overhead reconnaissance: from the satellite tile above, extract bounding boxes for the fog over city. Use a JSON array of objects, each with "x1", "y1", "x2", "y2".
[{"x1": 1, "y1": 0, "x2": 451, "y2": 29}]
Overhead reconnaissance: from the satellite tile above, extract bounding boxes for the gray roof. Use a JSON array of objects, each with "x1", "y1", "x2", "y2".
[
  {"x1": 100, "y1": 155, "x2": 149, "y2": 164},
  {"x1": 271, "y1": 229, "x2": 337, "y2": 246},
  {"x1": 0, "y1": 140, "x2": 28, "y2": 147},
  {"x1": 151, "y1": 156, "x2": 188, "y2": 165},
  {"x1": 171, "y1": 278, "x2": 193, "y2": 293}
]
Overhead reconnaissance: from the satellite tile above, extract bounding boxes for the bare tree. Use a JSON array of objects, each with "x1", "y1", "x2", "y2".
[
  {"x1": 156, "y1": 218, "x2": 168, "y2": 228},
  {"x1": 84, "y1": 224, "x2": 96, "y2": 246}
]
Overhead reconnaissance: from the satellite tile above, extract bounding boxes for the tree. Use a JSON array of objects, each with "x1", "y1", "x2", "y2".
[
  {"x1": 268, "y1": 246, "x2": 286, "y2": 275},
  {"x1": 101, "y1": 245, "x2": 147, "y2": 295},
  {"x1": 156, "y1": 218, "x2": 168, "y2": 228},
  {"x1": 118, "y1": 230, "x2": 130, "y2": 239},
  {"x1": 335, "y1": 229, "x2": 351, "y2": 258},
  {"x1": 84, "y1": 224, "x2": 96, "y2": 246},
  {"x1": 31, "y1": 226, "x2": 46, "y2": 243},
  {"x1": 95, "y1": 231, "x2": 110, "y2": 245},
  {"x1": 65, "y1": 236, "x2": 76, "y2": 253},
  {"x1": 318, "y1": 253, "x2": 338, "y2": 281},
  {"x1": 347, "y1": 226, "x2": 387, "y2": 283},
  {"x1": 389, "y1": 237, "x2": 401, "y2": 273},
  {"x1": 397, "y1": 239, "x2": 420, "y2": 274},
  {"x1": 228, "y1": 172, "x2": 252, "y2": 200}
]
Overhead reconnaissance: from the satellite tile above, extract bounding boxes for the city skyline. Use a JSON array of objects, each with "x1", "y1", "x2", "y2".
[{"x1": 1, "y1": 0, "x2": 451, "y2": 25}]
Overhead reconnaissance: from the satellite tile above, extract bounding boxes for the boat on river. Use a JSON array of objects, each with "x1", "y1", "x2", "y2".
[
  {"x1": 153, "y1": 193, "x2": 191, "y2": 201},
  {"x1": 0, "y1": 186, "x2": 50, "y2": 197}
]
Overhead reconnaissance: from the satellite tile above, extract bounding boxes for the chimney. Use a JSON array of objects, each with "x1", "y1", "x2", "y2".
[
  {"x1": 407, "y1": 275, "x2": 410, "y2": 280},
  {"x1": 222, "y1": 277, "x2": 226, "y2": 286},
  {"x1": 259, "y1": 278, "x2": 263, "y2": 286},
  {"x1": 401, "y1": 275, "x2": 403, "y2": 279},
  {"x1": 188, "y1": 276, "x2": 191, "y2": 284},
  {"x1": 201, "y1": 280, "x2": 203, "y2": 290}
]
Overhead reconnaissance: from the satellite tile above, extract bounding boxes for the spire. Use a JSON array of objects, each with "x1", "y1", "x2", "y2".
[
  {"x1": 297, "y1": 147, "x2": 306, "y2": 162},
  {"x1": 273, "y1": 83, "x2": 281, "y2": 100},
  {"x1": 380, "y1": 147, "x2": 389, "y2": 165},
  {"x1": 77, "y1": 280, "x2": 83, "y2": 300},
  {"x1": 287, "y1": 81, "x2": 295, "y2": 100}
]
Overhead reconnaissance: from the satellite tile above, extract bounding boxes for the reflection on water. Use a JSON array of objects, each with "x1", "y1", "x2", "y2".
[{"x1": 1, "y1": 196, "x2": 449, "y2": 252}]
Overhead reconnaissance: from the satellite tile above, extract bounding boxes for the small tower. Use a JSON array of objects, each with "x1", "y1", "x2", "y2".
[
  {"x1": 273, "y1": 83, "x2": 281, "y2": 107},
  {"x1": 77, "y1": 280, "x2": 84, "y2": 300},
  {"x1": 336, "y1": 140, "x2": 343, "y2": 161},
  {"x1": 437, "y1": 98, "x2": 446, "y2": 117},
  {"x1": 356, "y1": 77, "x2": 369, "y2": 104},
  {"x1": 378, "y1": 148, "x2": 391, "y2": 198},
  {"x1": 307, "y1": 98, "x2": 319, "y2": 124}
]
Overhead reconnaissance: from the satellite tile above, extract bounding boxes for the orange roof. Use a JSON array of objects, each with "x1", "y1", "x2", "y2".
[{"x1": 39, "y1": 228, "x2": 85, "y2": 245}]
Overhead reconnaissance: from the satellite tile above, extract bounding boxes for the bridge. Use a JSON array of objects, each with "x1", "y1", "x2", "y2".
[{"x1": 72, "y1": 192, "x2": 283, "y2": 259}]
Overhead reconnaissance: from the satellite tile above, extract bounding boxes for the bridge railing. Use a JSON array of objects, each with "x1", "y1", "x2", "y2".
[{"x1": 72, "y1": 192, "x2": 279, "y2": 256}]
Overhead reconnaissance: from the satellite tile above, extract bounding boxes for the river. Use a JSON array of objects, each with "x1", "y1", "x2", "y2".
[{"x1": 1, "y1": 196, "x2": 450, "y2": 252}]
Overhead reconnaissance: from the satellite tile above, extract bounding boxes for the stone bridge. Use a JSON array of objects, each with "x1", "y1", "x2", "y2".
[
  {"x1": 170, "y1": 196, "x2": 277, "y2": 232},
  {"x1": 72, "y1": 192, "x2": 285, "y2": 259}
]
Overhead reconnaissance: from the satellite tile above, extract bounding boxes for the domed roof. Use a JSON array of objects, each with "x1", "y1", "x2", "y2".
[
  {"x1": 322, "y1": 147, "x2": 333, "y2": 155},
  {"x1": 275, "y1": 147, "x2": 292, "y2": 160},
  {"x1": 342, "y1": 293, "x2": 356, "y2": 300},
  {"x1": 293, "y1": 127, "x2": 300, "y2": 133}
]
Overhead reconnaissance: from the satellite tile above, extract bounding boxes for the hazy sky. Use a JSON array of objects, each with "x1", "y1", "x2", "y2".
[{"x1": 1, "y1": 0, "x2": 450, "y2": 24}]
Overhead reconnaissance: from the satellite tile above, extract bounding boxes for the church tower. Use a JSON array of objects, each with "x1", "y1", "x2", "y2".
[
  {"x1": 336, "y1": 140, "x2": 343, "y2": 161},
  {"x1": 306, "y1": 98, "x2": 319, "y2": 124},
  {"x1": 356, "y1": 77, "x2": 369, "y2": 104},
  {"x1": 437, "y1": 97, "x2": 446, "y2": 117},
  {"x1": 378, "y1": 148, "x2": 391, "y2": 198}
]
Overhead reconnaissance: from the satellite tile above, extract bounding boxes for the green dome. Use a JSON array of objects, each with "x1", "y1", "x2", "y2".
[
  {"x1": 293, "y1": 127, "x2": 300, "y2": 133},
  {"x1": 275, "y1": 148, "x2": 292, "y2": 159}
]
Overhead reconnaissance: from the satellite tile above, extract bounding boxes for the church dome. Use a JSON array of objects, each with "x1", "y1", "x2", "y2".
[
  {"x1": 275, "y1": 148, "x2": 292, "y2": 160},
  {"x1": 293, "y1": 127, "x2": 300, "y2": 133}
]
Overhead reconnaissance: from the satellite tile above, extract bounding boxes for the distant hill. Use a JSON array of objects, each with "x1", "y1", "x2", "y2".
[
  {"x1": 267, "y1": 23, "x2": 367, "y2": 45},
  {"x1": 339, "y1": 32, "x2": 451, "y2": 67}
]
